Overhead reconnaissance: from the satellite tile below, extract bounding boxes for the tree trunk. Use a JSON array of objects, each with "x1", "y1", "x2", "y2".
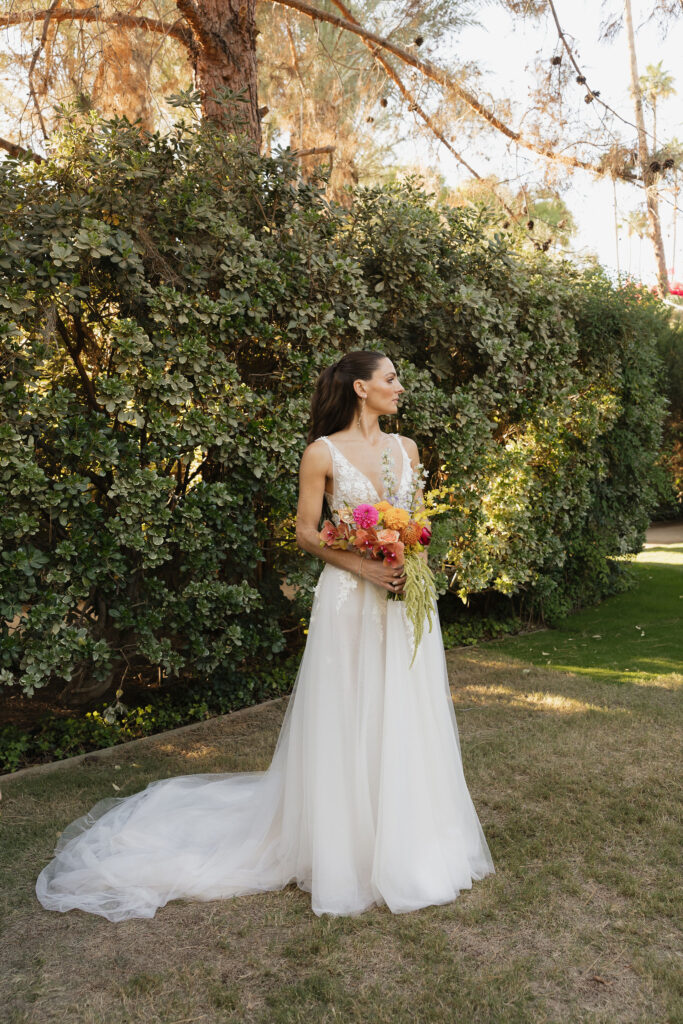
[
  {"x1": 624, "y1": 0, "x2": 669, "y2": 295},
  {"x1": 613, "y1": 179, "x2": 621, "y2": 278},
  {"x1": 177, "y1": 0, "x2": 261, "y2": 146},
  {"x1": 673, "y1": 170, "x2": 679, "y2": 280}
]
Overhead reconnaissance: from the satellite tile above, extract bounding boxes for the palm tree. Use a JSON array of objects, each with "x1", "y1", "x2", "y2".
[
  {"x1": 661, "y1": 136, "x2": 683, "y2": 283},
  {"x1": 639, "y1": 60, "x2": 676, "y2": 153},
  {"x1": 624, "y1": 0, "x2": 670, "y2": 295},
  {"x1": 621, "y1": 209, "x2": 648, "y2": 278},
  {"x1": 638, "y1": 63, "x2": 680, "y2": 286}
]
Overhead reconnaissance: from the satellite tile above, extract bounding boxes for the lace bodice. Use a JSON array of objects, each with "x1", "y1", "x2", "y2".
[
  {"x1": 314, "y1": 433, "x2": 415, "y2": 620},
  {"x1": 318, "y1": 434, "x2": 413, "y2": 517}
]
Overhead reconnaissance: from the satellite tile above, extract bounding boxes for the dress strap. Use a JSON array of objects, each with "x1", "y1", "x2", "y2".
[
  {"x1": 318, "y1": 435, "x2": 335, "y2": 459},
  {"x1": 392, "y1": 433, "x2": 410, "y2": 464}
]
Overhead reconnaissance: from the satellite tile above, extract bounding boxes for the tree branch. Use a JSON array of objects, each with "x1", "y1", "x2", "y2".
[
  {"x1": 173, "y1": 0, "x2": 212, "y2": 50},
  {"x1": 0, "y1": 6, "x2": 192, "y2": 47},
  {"x1": 293, "y1": 145, "x2": 334, "y2": 157},
  {"x1": 55, "y1": 313, "x2": 104, "y2": 413},
  {"x1": 0, "y1": 136, "x2": 43, "y2": 161},
  {"x1": 269, "y1": 0, "x2": 612, "y2": 179},
  {"x1": 547, "y1": 0, "x2": 659, "y2": 155},
  {"x1": 27, "y1": 0, "x2": 63, "y2": 139},
  {"x1": 327, "y1": 0, "x2": 518, "y2": 222}
]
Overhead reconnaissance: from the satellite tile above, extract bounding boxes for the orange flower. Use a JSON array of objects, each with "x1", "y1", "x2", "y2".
[
  {"x1": 400, "y1": 521, "x2": 422, "y2": 546},
  {"x1": 376, "y1": 528, "x2": 400, "y2": 544},
  {"x1": 352, "y1": 528, "x2": 378, "y2": 551},
  {"x1": 320, "y1": 520, "x2": 338, "y2": 545},
  {"x1": 319, "y1": 520, "x2": 349, "y2": 548},
  {"x1": 336, "y1": 521, "x2": 351, "y2": 541},
  {"x1": 375, "y1": 501, "x2": 392, "y2": 514},
  {"x1": 375, "y1": 540, "x2": 404, "y2": 564},
  {"x1": 381, "y1": 505, "x2": 410, "y2": 530}
]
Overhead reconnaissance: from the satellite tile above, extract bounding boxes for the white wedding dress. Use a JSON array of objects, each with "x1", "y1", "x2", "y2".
[{"x1": 36, "y1": 434, "x2": 494, "y2": 921}]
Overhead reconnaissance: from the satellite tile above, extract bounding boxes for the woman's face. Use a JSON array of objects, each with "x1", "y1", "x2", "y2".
[{"x1": 357, "y1": 358, "x2": 405, "y2": 416}]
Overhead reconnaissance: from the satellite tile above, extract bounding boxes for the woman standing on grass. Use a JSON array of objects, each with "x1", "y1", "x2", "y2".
[{"x1": 36, "y1": 350, "x2": 494, "y2": 920}]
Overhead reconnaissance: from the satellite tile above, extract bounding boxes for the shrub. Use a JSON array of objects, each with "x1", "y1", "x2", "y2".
[
  {"x1": 344, "y1": 186, "x2": 674, "y2": 621},
  {"x1": 0, "y1": 654, "x2": 299, "y2": 773},
  {"x1": 0, "y1": 115, "x2": 377, "y2": 701},
  {"x1": 0, "y1": 112, "x2": 674, "y2": 703}
]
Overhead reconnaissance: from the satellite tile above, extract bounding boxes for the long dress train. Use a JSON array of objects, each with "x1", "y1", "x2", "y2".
[{"x1": 36, "y1": 433, "x2": 495, "y2": 921}]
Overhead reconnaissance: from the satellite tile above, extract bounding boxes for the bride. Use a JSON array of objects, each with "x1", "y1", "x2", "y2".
[{"x1": 36, "y1": 350, "x2": 495, "y2": 921}]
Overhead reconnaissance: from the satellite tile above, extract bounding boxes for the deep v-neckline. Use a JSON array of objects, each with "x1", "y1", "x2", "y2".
[{"x1": 324, "y1": 434, "x2": 404, "y2": 504}]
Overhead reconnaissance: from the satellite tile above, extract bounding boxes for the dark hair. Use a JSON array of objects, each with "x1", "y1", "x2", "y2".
[{"x1": 307, "y1": 350, "x2": 387, "y2": 444}]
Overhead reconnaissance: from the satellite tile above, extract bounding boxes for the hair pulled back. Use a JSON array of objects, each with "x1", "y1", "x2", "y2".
[{"x1": 307, "y1": 350, "x2": 387, "y2": 445}]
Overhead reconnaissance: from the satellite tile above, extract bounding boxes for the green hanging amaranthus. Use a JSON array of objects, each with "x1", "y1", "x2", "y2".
[
  {"x1": 402, "y1": 550, "x2": 438, "y2": 668},
  {"x1": 385, "y1": 457, "x2": 450, "y2": 667}
]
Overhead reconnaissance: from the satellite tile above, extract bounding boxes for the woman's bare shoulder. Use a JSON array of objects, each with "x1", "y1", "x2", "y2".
[{"x1": 300, "y1": 437, "x2": 332, "y2": 472}]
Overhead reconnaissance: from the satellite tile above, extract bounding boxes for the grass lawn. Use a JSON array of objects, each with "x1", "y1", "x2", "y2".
[
  {"x1": 491, "y1": 546, "x2": 683, "y2": 685},
  {"x1": 1, "y1": 545, "x2": 681, "y2": 1024}
]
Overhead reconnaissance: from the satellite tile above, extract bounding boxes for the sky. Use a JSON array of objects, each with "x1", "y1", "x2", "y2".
[{"x1": 399, "y1": 0, "x2": 682, "y2": 287}]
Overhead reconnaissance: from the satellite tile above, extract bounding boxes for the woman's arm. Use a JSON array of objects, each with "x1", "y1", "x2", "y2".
[
  {"x1": 295, "y1": 441, "x2": 362, "y2": 574},
  {"x1": 402, "y1": 436, "x2": 429, "y2": 564}
]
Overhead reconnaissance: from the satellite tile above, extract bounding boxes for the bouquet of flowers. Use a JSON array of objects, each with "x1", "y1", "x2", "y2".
[{"x1": 319, "y1": 452, "x2": 443, "y2": 667}]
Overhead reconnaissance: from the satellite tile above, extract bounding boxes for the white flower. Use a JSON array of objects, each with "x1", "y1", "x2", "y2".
[{"x1": 381, "y1": 446, "x2": 399, "y2": 503}]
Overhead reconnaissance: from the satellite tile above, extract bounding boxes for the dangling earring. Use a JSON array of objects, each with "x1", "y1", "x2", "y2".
[{"x1": 357, "y1": 394, "x2": 366, "y2": 431}]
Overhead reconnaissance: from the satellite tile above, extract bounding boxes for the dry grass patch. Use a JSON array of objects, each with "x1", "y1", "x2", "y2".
[{"x1": 1, "y1": 651, "x2": 681, "y2": 1024}]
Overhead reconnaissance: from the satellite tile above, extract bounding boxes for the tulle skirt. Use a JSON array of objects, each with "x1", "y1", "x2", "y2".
[{"x1": 36, "y1": 564, "x2": 495, "y2": 921}]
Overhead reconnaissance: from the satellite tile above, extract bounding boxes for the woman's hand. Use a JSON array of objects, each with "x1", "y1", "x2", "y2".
[{"x1": 359, "y1": 557, "x2": 406, "y2": 594}]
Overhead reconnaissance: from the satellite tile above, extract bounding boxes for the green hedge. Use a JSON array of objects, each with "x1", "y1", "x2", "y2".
[
  {"x1": 0, "y1": 614, "x2": 524, "y2": 773},
  {"x1": 0, "y1": 112, "x2": 676, "y2": 703}
]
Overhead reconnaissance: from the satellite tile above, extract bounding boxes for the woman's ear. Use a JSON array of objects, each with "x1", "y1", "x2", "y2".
[{"x1": 353, "y1": 379, "x2": 368, "y2": 399}]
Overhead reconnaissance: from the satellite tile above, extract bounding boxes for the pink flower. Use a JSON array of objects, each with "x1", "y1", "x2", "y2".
[
  {"x1": 420, "y1": 526, "x2": 432, "y2": 546},
  {"x1": 352, "y1": 503, "x2": 379, "y2": 529}
]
